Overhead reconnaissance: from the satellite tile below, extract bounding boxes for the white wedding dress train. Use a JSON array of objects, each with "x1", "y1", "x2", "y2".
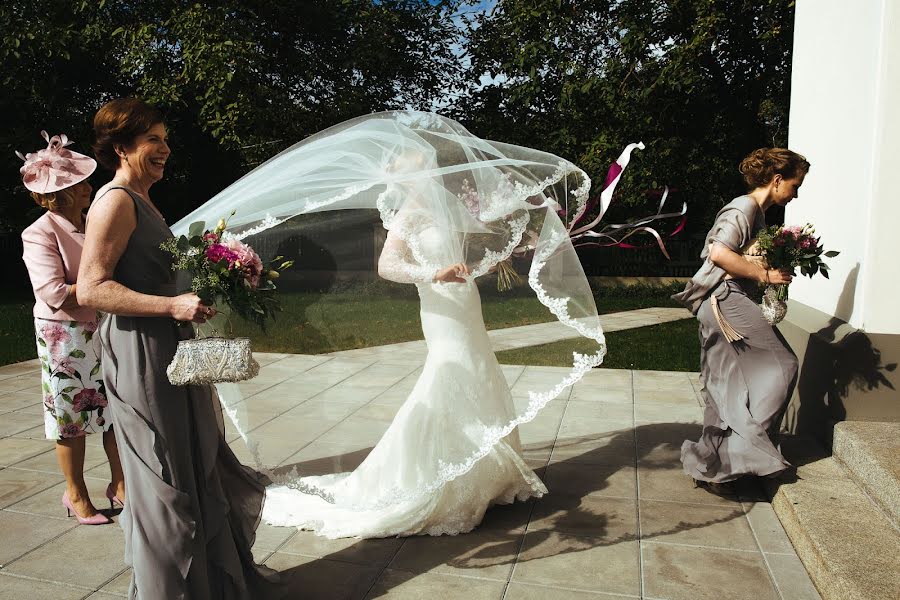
[{"x1": 262, "y1": 226, "x2": 547, "y2": 538}]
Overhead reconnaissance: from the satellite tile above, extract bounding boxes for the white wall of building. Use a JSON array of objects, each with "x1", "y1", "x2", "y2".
[{"x1": 787, "y1": 0, "x2": 900, "y2": 334}]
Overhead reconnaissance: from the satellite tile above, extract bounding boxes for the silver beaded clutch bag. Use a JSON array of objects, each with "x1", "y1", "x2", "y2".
[
  {"x1": 738, "y1": 239, "x2": 789, "y2": 325},
  {"x1": 761, "y1": 285, "x2": 788, "y2": 325},
  {"x1": 166, "y1": 337, "x2": 260, "y2": 386}
]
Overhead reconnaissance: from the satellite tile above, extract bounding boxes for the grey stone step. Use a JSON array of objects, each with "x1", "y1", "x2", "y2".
[
  {"x1": 768, "y1": 437, "x2": 900, "y2": 600},
  {"x1": 832, "y1": 421, "x2": 900, "y2": 527}
]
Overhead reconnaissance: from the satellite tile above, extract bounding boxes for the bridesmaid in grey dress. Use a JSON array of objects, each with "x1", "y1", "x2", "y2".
[
  {"x1": 78, "y1": 98, "x2": 281, "y2": 599},
  {"x1": 673, "y1": 147, "x2": 810, "y2": 494}
]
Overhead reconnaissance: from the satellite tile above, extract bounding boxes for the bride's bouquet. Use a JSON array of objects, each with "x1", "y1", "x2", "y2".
[
  {"x1": 161, "y1": 213, "x2": 293, "y2": 385},
  {"x1": 750, "y1": 223, "x2": 839, "y2": 324}
]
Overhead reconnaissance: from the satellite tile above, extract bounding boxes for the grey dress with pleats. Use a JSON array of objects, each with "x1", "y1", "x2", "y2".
[
  {"x1": 673, "y1": 196, "x2": 798, "y2": 483},
  {"x1": 97, "y1": 187, "x2": 282, "y2": 599}
]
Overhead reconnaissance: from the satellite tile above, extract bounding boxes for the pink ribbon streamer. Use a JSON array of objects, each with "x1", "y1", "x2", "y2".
[{"x1": 566, "y1": 143, "x2": 686, "y2": 259}]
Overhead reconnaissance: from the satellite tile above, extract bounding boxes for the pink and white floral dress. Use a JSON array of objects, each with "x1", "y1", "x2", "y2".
[
  {"x1": 22, "y1": 211, "x2": 110, "y2": 440},
  {"x1": 34, "y1": 317, "x2": 109, "y2": 438}
]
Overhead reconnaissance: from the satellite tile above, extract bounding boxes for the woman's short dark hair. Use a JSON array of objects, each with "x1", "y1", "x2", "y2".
[
  {"x1": 739, "y1": 148, "x2": 811, "y2": 190},
  {"x1": 92, "y1": 98, "x2": 164, "y2": 171}
]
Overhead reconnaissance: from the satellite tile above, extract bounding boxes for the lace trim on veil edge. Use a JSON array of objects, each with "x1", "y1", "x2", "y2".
[{"x1": 223, "y1": 162, "x2": 606, "y2": 509}]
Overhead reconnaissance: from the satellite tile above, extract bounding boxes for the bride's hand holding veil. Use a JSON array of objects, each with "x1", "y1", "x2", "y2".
[{"x1": 433, "y1": 263, "x2": 470, "y2": 283}]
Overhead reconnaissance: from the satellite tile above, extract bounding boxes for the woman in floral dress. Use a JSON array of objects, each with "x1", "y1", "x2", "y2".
[{"x1": 19, "y1": 131, "x2": 125, "y2": 525}]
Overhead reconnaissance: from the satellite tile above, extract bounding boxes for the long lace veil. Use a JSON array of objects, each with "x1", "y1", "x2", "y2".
[{"x1": 173, "y1": 111, "x2": 605, "y2": 508}]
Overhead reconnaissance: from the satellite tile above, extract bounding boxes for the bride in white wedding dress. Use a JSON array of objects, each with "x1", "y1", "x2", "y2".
[
  {"x1": 173, "y1": 111, "x2": 609, "y2": 539},
  {"x1": 263, "y1": 220, "x2": 547, "y2": 538}
]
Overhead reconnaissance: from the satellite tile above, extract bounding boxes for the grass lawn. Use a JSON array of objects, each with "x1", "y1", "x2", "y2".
[
  {"x1": 495, "y1": 318, "x2": 701, "y2": 372},
  {"x1": 228, "y1": 281, "x2": 685, "y2": 355},
  {"x1": 0, "y1": 291, "x2": 37, "y2": 366},
  {"x1": 1, "y1": 281, "x2": 689, "y2": 367}
]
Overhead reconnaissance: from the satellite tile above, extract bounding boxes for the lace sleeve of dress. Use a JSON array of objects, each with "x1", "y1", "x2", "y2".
[{"x1": 377, "y1": 230, "x2": 438, "y2": 284}]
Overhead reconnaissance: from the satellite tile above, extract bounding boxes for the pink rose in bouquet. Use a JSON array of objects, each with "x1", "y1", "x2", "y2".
[
  {"x1": 225, "y1": 238, "x2": 264, "y2": 288},
  {"x1": 755, "y1": 223, "x2": 839, "y2": 301},
  {"x1": 205, "y1": 243, "x2": 240, "y2": 266}
]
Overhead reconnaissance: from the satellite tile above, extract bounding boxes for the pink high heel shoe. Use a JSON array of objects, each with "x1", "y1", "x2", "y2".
[
  {"x1": 105, "y1": 483, "x2": 124, "y2": 510},
  {"x1": 62, "y1": 492, "x2": 112, "y2": 525}
]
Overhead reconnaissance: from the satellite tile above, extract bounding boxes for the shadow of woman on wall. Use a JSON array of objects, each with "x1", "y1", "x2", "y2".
[{"x1": 789, "y1": 263, "x2": 897, "y2": 445}]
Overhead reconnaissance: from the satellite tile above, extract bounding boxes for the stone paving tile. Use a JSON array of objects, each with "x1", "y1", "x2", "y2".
[
  {"x1": 0, "y1": 574, "x2": 87, "y2": 599},
  {"x1": 765, "y1": 553, "x2": 822, "y2": 600},
  {"x1": 366, "y1": 569, "x2": 507, "y2": 600},
  {"x1": 231, "y1": 434, "x2": 314, "y2": 468},
  {"x1": 0, "y1": 438, "x2": 52, "y2": 467},
  {"x1": 0, "y1": 376, "x2": 39, "y2": 396},
  {"x1": 512, "y1": 533, "x2": 640, "y2": 596},
  {"x1": 389, "y1": 530, "x2": 523, "y2": 581},
  {"x1": 315, "y1": 416, "x2": 390, "y2": 446},
  {"x1": 639, "y1": 500, "x2": 756, "y2": 551},
  {"x1": 96, "y1": 568, "x2": 131, "y2": 596},
  {"x1": 9, "y1": 423, "x2": 46, "y2": 441},
  {"x1": 634, "y1": 402, "x2": 703, "y2": 424},
  {"x1": 263, "y1": 552, "x2": 380, "y2": 600},
  {"x1": 278, "y1": 440, "x2": 372, "y2": 476},
  {"x1": 5, "y1": 473, "x2": 113, "y2": 520},
  {"x1": 0, "y1": 510, "x2": 77, "y2": 567},
  {"x1": 252, "y1": 520, "x2": 299, "y2": 553},
  {"x1": 505, "y1": 582, "x2": 640, "y2": 598},
  {"x1": 282, "y1": 399, "x2": 363, "y2": 422},
  {"x1": 0, "y1": 410, "x2": 43, "y2": 438},
  {"x1": 0, "y1": 467, "x2": 62, "y2": 509},
  {"x1": 529, "y1": 494, "x2": 638, "y2": 539},
  {"x1": 2, "y1": 523, "x2": 125, "y2": 589},
  {"x1": 559, "y1": 414, "x2": 634, "y2": 440},
  {"x1": 633, "y1": 370, "x2": 693, "y2": 391},
  {"x1": 637, "y1": 462, "x2": 738, "y2": 508},
  {"x1": 577, "y1": 368, "x2": 633, "y2": 389},
  {"x1": 563, "y1": 400, "x2": 635, "y2": 424},
  {"x1": 25, "y1": 442, "x2": 111, "y2": 477},
  {"x1": 279, "y1": 531, "x2": 403, "y2": 568},
  {"x1": 741, "y1": 502, "x2": 800, "y2": 555},
  {"x1": 510, "y1": 583, "x2": 642, "y2": 599},
  {"x1": 633, "y1": 388, "x2": 698, "y2": 406},
  {"x1": 0, "y1": 392, "x2": 42, "y2": 414},
  {"x1": 0, "y1": 359, "x2": 40, "y2": 377},
  {"x1": 569, "y1": 384, "x2": 633, "y2": 404},
  {"x1": 477, "y1": 501, "x2": 534, "y2": 534},
  {"x1": 542, "y1": 461, "x2": 637, "y2": 500},
  {"x1": 641, "y1": 542, "x2": 780, "y2": 600}
]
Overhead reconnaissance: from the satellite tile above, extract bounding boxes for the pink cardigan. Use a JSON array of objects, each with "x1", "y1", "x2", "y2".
[{"x1": 21, "y1": 211, "x2": 96, "y2": 323}]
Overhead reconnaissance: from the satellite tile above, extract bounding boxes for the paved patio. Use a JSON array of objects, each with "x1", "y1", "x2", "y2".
[{"x1": 0, "y1": 313, "x2": 822, "y2": 599}]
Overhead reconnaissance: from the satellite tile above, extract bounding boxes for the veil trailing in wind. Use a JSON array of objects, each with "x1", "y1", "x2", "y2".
[{"x1": 173, "y1": 111, "x2": 605, "y2": 509}]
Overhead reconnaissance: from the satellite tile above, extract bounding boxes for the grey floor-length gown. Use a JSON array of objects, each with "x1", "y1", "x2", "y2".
[
  {"x1": 673, "y1": 196, "x2": 798, "y2": 483},
  {"x1": 97, "y1": 187, "x2": 282, "y2": 599}
]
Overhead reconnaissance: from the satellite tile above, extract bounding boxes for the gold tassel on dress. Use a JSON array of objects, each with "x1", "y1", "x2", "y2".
[{"x1": 710, "y1": 294, "x2": 745, "y2": 343}]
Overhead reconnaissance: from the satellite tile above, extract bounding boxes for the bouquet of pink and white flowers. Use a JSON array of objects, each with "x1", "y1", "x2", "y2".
[
  {"x1": 749, "y1": 223, "x2": 839, "y2": 324},
  {"x1": 755, "y1": 223, "x2": 839, "y2": 300},
  {"x1": 161, "y1": 213, "x2": 293, "y2": 331}
]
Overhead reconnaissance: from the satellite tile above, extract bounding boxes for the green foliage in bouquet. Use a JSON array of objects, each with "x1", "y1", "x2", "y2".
[{"x1": 161, "y1": 214, "x2": 293, "y2": 330}]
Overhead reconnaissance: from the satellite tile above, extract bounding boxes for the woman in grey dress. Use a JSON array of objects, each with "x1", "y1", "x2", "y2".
[
  {"x1": 78, "y1": 98, "x2": 281, "y2": 599},
  {"x1": 673, "y1": 147, "x2": 810, "y2": 493}
]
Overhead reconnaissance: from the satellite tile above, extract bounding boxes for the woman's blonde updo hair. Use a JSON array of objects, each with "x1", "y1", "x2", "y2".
[
  {"x1": 739, "y1": 148, "x2": 810, "y2": 190},
  {"x1": 30, "y1": 187, "x2": 76, "y2": 212}
]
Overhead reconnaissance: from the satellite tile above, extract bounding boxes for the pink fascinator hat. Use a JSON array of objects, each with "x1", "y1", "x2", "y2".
[{"x1": 16, "y1": 131, "x2": 97, "y2": 194}]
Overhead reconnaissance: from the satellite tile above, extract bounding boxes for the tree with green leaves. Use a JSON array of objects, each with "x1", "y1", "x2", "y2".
[
  {"x1": 3, "y1": 0, "x2": 463, "y2": 231},
  {"x1": 453, "y1": 0, "x2": 795, "y2": 234}
]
